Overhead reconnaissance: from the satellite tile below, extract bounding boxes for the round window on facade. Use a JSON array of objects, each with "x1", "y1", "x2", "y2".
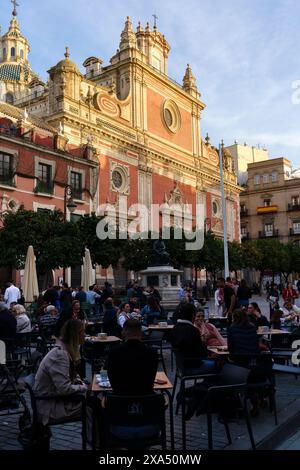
[
  {"x1": 112, "y1": 170, "x2": 123, "y2": 189},
  {"x1": 162, "y1": 100, "x2": 181, "y2": 133},
  {"x1": 212, "y1": 200, "x2": 219, "y2": 216},
  {"x1": 164, "y1": 108, "x2": 173, "y2": 127}
]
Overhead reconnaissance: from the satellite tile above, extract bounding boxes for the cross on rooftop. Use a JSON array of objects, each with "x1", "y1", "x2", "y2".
[
  {"x1": 152, "y1": 14, "x2": 158, "y2": 29},
  {"x1": 11, "y1": 0, "x2": 19, "y2": 16}
]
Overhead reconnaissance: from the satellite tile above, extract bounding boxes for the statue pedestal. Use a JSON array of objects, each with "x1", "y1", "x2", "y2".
[{"x1": 139, "y1": 265, "x2": 182, "y2": 310}]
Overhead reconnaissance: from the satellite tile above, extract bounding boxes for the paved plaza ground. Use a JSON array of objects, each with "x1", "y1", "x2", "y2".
[{"x1": 1, "y1": 295, "x2": 300, "y2": 451}]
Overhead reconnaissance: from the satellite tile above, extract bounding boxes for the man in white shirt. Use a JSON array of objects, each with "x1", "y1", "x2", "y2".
[{"x1": 4, "y1": 281, "x2": 21, "y2": 309}]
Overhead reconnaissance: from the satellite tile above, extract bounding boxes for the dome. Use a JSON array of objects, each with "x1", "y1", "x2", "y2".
[
  {"x1": 0, "y1": 63, "x2": 21, "y2": 81},
  {"x1": 52, "y1": 48, "x2": 81, "y2": 74}
]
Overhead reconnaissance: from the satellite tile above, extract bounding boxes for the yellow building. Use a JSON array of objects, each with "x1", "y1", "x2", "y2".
[
  {"x1": 225, "y1": 142, "x2": 269, "y2": 186},
  {"x1": 240, "y1": 158, "x2": 300, "y2": 245}
]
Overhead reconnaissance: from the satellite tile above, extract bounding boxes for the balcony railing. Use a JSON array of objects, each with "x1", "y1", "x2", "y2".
[
  {"x1": 240, "y1": 209, "x2": 248, "y2": 217},
  {"x1": 241, "y1": 232, "x2": 250, "y2": 240},
  {"x1": 290, "y1": 228, "x2": 300, "y2": 236},
  {"x1": 34, "y1": 179, "x2": 54, "y2": 195},
  {"x1": 258, "y1": 229, "x2": 279, "y2": 238},
  {"x1": 71, "y1": 188, "x2": 83, "y2": 200},
  {"x1": 257, "y1": 205, "x2": 278, "y2": 215},
  {"x1": 288, "y1": 203, "x2": 300, "y2": 212},
  {"x1": 0, "y1": 172, "x2": 15, "y2": 187}
]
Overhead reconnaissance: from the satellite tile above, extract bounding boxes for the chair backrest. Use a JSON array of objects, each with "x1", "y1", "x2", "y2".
[
  {"x1": 24, "y1": 374, "x2": 38, "y2": 420},
  {"x1": 105, "y1": 393, "x2": 165, "y2": 428},
  {"x1": 218, "y1": 363, "x2": 251, "y2": 386},
  {"x1": 15, "y1": 332, "x2": 31, "y2": 348},
  {"x1": 0, "y1": 340, "x2": 6, "y2": 365},
  {"x1": 229, "y1": 353, "x2": 274, "y2": 381}
]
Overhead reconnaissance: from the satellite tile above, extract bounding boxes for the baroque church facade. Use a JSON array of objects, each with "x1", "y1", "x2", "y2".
[{"x1": 0, "y1": 5, "x2": 241, "y2": 286}]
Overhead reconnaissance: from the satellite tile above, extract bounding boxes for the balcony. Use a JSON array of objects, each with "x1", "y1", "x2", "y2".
[
  {"x1": 290, "y1": 228, "x2": 300, "y2": 236},
  {"x1": 0, "y1": 172, "x2": 15, "y2": 187},
  {"x1": 241, "y1": 232, "x2": 250, "y2": 240},
  {"x1": 34, "y1": 179, "x2": 54, "y2": 195},
  {"x1": 257, "y1": 205, "x2": 278, "y2": 215},
  {"x1": 240, "y1": 209, "x2": 248, "y2": 217},
  {"x1": 288, "y1": 203, "x2": 300, "y2": 212},
  {"x1": 259, "y1": 229, "x2": 279, "y2": 239}
]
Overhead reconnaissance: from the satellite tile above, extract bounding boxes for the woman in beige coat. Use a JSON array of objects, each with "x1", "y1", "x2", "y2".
[{"x1": 33, "y1": 319, "x2": 87, "y2": 425}]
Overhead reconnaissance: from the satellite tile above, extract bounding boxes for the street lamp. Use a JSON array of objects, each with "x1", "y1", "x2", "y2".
[
  {"x1": 63, "y1": 185, "x2": 77, "y2": 282},
  {"x1": 219, "y1": 141, "x2": 230, "y2": 278},
  {"x1": 64, "y1": 185, "x2": 77, "y2": 218}
]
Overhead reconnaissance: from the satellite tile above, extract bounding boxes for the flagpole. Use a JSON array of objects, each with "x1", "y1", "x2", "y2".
[{"x1": 219, "y1": 141, "x2": 230, "y2": 278}]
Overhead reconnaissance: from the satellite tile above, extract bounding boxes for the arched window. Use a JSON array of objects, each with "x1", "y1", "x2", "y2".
[
  {"x1": 5, "y1": 93, "x2": 14, "y2": 104},
  {"x1": 20, "y1": 49, "x2": 24, "y2": 59},
  {"x1": 10, "y1": 47, "x2": 16, "y2": 58}
]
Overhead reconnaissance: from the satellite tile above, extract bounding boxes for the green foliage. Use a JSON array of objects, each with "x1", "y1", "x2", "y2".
[
  {"x1": 0, "y1": 209, "x2": 82, "y2": 273},
  {"x1": 121, "y1": 238, "x2": 152, "y2": 271},
  {"x1": 77, "y1": 213, "x2": 124, "y2": 268}
]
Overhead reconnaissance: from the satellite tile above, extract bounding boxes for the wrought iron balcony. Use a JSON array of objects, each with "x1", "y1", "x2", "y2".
[
  {"x1": 0, "y1": 171, "x2": 15, "y2": 187},
  {"x1": 290, "y1": 228, "x2": 300, "y2": 236},
  {"x1": 258, "y1": 229, "x2": 279, "y2": 238},
  {"x1": 34, "y1": 179, "x2": 54, "y2": 195},
  {"x1": 288, "y1": 203, "x2": 300, "y2": 212},
  {"x1": 241, "y1": 232, "x2": 250, "y2": 240}
]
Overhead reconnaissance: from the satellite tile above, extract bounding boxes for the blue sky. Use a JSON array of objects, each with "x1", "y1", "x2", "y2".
[{"x1": 1, "y1": 0, "x2": 300, "y2": 167}]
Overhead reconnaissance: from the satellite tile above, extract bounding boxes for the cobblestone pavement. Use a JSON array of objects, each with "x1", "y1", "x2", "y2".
[
  {"x1": 1, "y1": 294, "x2": 300, "y2": 451},
  {"x1": 276, "y1": 429, "x2": 300, "y2": 450}
]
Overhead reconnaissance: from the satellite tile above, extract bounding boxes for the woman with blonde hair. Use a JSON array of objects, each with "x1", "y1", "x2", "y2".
[
  {"x1": 12, "y1": 304, "x2": 31, "y2": 333},
  {"x1": 33, "y1": 319, "x2": 88, "y2": 425}
]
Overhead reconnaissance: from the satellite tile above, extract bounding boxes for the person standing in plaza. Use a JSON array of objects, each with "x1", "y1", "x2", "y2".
[
  {"x1": 4, "y1": 281, "x2": 21, "y2": 309},
  {"x1": 237, "y1": 279, "x2": 252, "y2": 309}
]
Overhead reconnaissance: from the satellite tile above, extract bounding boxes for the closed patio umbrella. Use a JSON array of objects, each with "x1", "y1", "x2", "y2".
[
  {"x1": 22, "y1": 245, "x2": 39, "y2": 303},
  {"x1": 82, "y1": 247, "x2": 94, "y2": 291}
]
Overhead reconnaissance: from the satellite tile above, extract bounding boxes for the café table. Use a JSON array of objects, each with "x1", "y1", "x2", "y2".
[
  {"x1": 91, "y1": 371, "x2": 174, "y2": 450},
  {"x1": 207, "y1": 346, "x2": 230, "y2": 358},
  {"x1": 85, "y1": 335, "x2": 121, "y2": 343},
  {"x1": 147, "y1": 324, "x2": 174, "y2": 331}
]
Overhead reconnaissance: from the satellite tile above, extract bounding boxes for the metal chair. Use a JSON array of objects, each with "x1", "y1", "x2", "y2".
[
  {"x1": 193, "y1": 363, "x2": 256, "y2": 450},
  {"x1": 103, "y1": 393, "x2": 167, "y2": 450},
  {"x1": 24, "y1": 374, "x2": 87, "y2": 450}
]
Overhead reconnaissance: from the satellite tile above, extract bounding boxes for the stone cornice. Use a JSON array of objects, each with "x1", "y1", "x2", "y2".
[
  {"x1": 0, "y1": 134, "x2": 98, "y2": 168},
  {"x1": 47, "y1": 111, "x2": 241, "y2": 194}
]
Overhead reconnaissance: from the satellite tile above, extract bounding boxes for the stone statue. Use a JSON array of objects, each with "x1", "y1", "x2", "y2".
[{"x1": 151, "y1": 240, "x2": 170, "y2": 266}]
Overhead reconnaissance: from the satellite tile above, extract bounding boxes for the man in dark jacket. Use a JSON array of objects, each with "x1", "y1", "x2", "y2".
[
  {"x1": 107, "y1": 319, "x2": 157, "y2": 395},
  {"x1": 171, "y1": 303, "x2": 215, "y2": 373}
]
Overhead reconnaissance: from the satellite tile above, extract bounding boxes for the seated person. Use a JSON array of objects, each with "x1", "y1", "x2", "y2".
[
  {"x1": 39, "y1": 305, "x2": 58, "y2": 327},
  {"x1": 12, "y1": 304, "x2": 31, "y2": 333},
  {"x1": 117, "y1": 303, "x2": 141, "y2": 329},
  {"x1": 270, "y1": 309, "x2": 283, "y2": 330},
  {"x1": 33, "y1": 319, "x2": 88, "y2": 425},
  {"x1": 228, "y1": 309, "x2": 260, "y2": 357},
  {"x1": 280, "y1": 298, "x2": 300, "y2": 327},
  {"x1": 171, "y1": 303, "x2": 215, "y2": 373},
  {"x1": 102, "y1": 298, "x2": 122, "y2": 337},
  {"x1": 105, "y1": 319, "x2": 160, "y2": 441},
  {"x1": 107, "y1": 319, "x2": 158, "y2": 395},
  {"x1": 141, "y1": 297, "x2": 163, "y2": 326},
  {"x1": 0, "y1": 304, "x2": 17, "y2": 341},
  {"x1": 194, "y1": 310, "x2": 227, "y2": 347},
  {"x1": 55, "y1": 300, "x2": 86, "y2": 337},
  {"x1": 247, "y1": 302, "x2": 270, "y2": 329}
]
